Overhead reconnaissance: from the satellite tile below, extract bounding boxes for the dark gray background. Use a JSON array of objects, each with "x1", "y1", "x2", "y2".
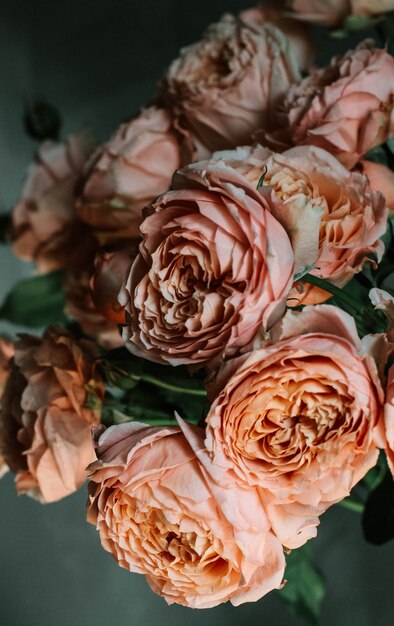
[{"x1": 0, "y1": 1, "x2": 393, "y2": 625}]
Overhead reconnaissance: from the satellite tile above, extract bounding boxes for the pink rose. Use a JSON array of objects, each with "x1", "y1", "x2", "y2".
[
  {"x1": 121, "y1": 158, "x2": 294, "y2": 366},
  {"x1": 264, "y1": 42, "x2": 394, "y2": 169},
  {"x1": 12, "y1": 132, "x2": 94, "y2": 272},
  {"x1": 87, "y1": 422, "x2": 285, "y2": 608},
  {"x1": 77, "y1": 107, "x2": 190, "y2": 246},
  {"x1": 0, "y1": 327, "x2": 104, "y2": 503},
  {"x1": 240, "y1": 4, "x2": 315, "y2": 71},
  {"x1": 158, "y1": 13, "x2": 300, "y2": 153},
  {"x1": 357, "y1": 160, "x2": 394, "y2": 213},
  {"x1": 199, "y1": 306, "x2": 383, "y2": 548},
  {"x1": 216, "y1": 144, "x2": 387, "y2": 304}
]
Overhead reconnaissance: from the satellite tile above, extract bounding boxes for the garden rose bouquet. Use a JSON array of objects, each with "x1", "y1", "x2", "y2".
[{"x1": 1, "y1": 2, "x2": 394, "y2": 622}]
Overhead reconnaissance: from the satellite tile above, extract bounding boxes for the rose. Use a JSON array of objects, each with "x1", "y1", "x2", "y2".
[
  {"x1": 87, "y1": 422, "x2": 285, "y2": 608},
  {"x1": 286, "y1": 0, "x2": 394, "y2": 25},
  {"x1": 0, "y1": 338, "x2": 14, "y2": 477},
  {"x1": 121, "y1": 157, "x2": 294, "y2": 366},
  {"x1": 0, "y1": 327, "x2": 104, "y2": 503},
  {"x1": 357, "y1": 160, "x2": 394, "y2": 213},
  {"x1": 65, "y1": 264, "x2": 125, "y2": 350},
  {"x1": 240, "y1": 4, "x2": 314, "y2": 71},
  {"x1": 264, "y1": 42, "x2": 394, "y2": 169},
  {"x1": 197, "y1": 306, "x2": 383, "y2": 548},
  {"x1": 216, "y1": 144, "x2": 387, "y2": 304},
  {"x1": 158, "y1": 13, "x2": 300, "y2": 153},
  {"x1": 76, "y1": 107, "x2": 190, "y2": 246},
  {"x1": 12, "y1": 132, "x2": 94, "y2": 272},
  {"x1": 384, "y1": 366, "x2": 394, "y2": 477},
  {"x1": 90, "y1": 248, "x2": 135, "y2": 324}
]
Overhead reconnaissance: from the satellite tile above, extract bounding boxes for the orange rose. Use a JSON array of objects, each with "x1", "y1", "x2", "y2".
[
  {"x1": 12, "y1": 132, "x2": 94, "y2": 272},
  {"x1": 158, "y1": 13, "x2": 300, "y2": 153},
  {"x1": 264, "y1": 42, "x2": 394, "y2": 169},
  {"x1": 217, "y1": 144, "x2": 387, "y2": 304},
  {"x1": 77, "y1": 107, "x2": 189, "y2": 246},
  {"x1": 0, "y1": 327, "x2": 104, "y2": 503},
  {"x1": 200, "y1": 306, "x2": 383, "y2": 548},
  {"x1": 87, "y1": 422, "x2": 285, "y2": 608}
]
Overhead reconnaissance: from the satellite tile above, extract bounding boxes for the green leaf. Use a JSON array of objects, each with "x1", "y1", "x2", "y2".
[
  {"x1": 0, "y1": 270, "x2": 66, "y2": 327},
  {"x1": 362, "y1": 469, "x2": 394, "y2": 545},
  {"x1": 278, "y1": 544, "x2": 325, "y2": 625}
]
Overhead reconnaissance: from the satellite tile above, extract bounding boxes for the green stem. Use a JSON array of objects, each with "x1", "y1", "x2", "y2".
[
  {"x1": 302, "y1": 274, "x2": 365, "y2": 314},
  {"x1": 337, "y1": 498, "x2": 364, "y2": 514},
  {"x1": 130, "y1": 373, "x2": 207, "y2": 397}
]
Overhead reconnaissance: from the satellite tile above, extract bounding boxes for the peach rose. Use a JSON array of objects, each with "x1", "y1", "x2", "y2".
[
  {"x1": 121, "y1": 158, "x2": 294, "y2": 366},
  {"x1": 216, "y1": 144, "x2": 387, "y2": 304},
  {"x1": 77, "y1": 107, "x2": 189, "y2": 246},
  {"x1": 12, "y1": 132, "x2": 94, "y2": 272},
  {"x1": 0, "y1": 327, "x2": 104, "y2": 503},
  {"x1": 0, "y1": 338, "x2": 14, "y2": 477},
  {"x1": 264, "y1": 42, "x2": 394, "y2": 169},
  {"x1": 158, "y1": 13, "x2": 300, "y2": 153},
  {"x1": 199, "y1": 306, "x2": 383, "y2": 548},
  {"x1": 240, "y1": 4, "x2": 314, "y2": 71},
  {"x1": 87, "y1": 422, "x2": 285, "y2": 608},
  {"x1": 384, "y1": 366, "x2": 394, "y2": 477},
  {"x1": 357, "y1": 160, "x2": 394, "y2": 213}
]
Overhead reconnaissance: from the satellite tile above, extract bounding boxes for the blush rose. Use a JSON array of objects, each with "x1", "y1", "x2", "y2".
[
  {"x1": 264, "y1": 41, "x2": 394, "y2": 169},
  {"x1": 121, "y1": 157, "x2": 295, "y2": 366},
  {"x1": 158, "y1": 13, "x2": 300, "y2": 153}
]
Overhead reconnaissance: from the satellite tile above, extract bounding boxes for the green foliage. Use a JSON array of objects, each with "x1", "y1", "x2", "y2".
[
  {"x1": 0, "y1": 270, "x2": 66, "y2": 327},
  {"x1": 278, "y1": 544, "x2": 325, "y2": 625},
  {"x1": 99, "y1": 349, "x2": 207, "y2": 427},
  {"x1": 362, "y1": 469, "x2": 394, "y2": 545}
]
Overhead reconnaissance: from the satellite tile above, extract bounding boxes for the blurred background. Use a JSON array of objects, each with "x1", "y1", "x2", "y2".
[{"x1": 0, "y1": 1, "x2": 393, "y2": 625}]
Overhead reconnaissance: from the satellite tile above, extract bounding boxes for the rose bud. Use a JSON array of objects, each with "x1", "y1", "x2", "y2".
[
  {"x1": 12, "y1": 131, "x2": 95, "y2": 272},
  {"x1": 197, "y1": 305, "x2": 383, "y2": 549},
  {"x1": 87, "y1": 422, "x2": 285, "y2": 608},
  {"x1": 121, "y1": 157, "x2": 295, "y2": 367},
  {"x1": 0, "y1": 327, "x2": 104, "y2": 503},
  {"x1": 90, "y1": 248, "x2": 135, "y2": 324},
  {"x1": 218, "y1": 144, "x2": 388, "y2": 305},
  {"x1": 264, "y1": 41, "x2": 394, "y2": 169},
  {"x1": 157, "y1": 13, "x2": 300, "y2": 153},
  {"x1": 77, "y1": 107, "x2": 190, "y2": 247}
]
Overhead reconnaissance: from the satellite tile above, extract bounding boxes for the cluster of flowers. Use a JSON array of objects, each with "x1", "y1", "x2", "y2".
[{"x1": 1, "y1": 0, "x2": 394, "y2": 611}]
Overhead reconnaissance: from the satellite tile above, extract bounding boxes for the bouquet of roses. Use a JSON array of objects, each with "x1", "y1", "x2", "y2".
[{"x1": 1, "y1": 1, "x2": 394, "y2": 622}]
